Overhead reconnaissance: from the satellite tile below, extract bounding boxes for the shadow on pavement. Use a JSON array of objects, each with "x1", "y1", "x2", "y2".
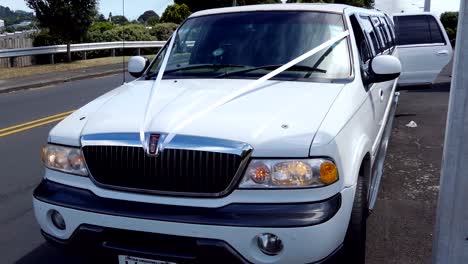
[{"x1": 399, "y1": 82, "x2": 451, "y2": 93}]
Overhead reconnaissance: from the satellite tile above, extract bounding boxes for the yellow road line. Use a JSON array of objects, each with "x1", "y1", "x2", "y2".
[
  {"x1": 0, "y1": 110, "x2": 75, "y2": 134},
  {"x1": 0, "y1": 116, "x2": 69, "y2": 137},
  {"x1": 30, "y1": 85, "x2": 54, "y2": 91}
]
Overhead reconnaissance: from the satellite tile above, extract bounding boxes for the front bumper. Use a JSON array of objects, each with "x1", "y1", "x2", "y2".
[{"x1": 33, "y1": 180, "x2": 354, "y2": 263}]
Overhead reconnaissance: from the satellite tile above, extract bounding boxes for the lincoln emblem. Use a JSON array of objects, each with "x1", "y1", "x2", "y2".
[{"x1": 149, "y1": 134, "x2": 161, "y2": 156}]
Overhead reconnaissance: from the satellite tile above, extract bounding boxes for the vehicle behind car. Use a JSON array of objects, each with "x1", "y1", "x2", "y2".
[{"x1": 393, "y1": 13, "x2": 453, "y2": 86}]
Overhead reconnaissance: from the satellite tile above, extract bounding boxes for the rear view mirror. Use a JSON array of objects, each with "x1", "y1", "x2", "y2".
[
  {"x1": 368, "y1": 55, "x2": 402, "y2": 83},
  {"x1": 128, "y1": 56, "x2": 150, "y2": 78}
]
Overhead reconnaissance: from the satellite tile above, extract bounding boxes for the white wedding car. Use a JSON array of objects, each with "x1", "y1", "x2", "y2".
[{"x1": 34, "y1": 4, "x2": 401, "y2": 264}]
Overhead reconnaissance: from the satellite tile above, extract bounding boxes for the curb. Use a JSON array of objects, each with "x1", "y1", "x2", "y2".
[{"x1": 0, "y1": 69, "x2": 122, "y2": 94}]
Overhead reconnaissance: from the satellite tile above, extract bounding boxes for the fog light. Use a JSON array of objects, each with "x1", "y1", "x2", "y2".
[
  {"x1": 50, "y1": 210, "x2": 66, "y2": 230},
  {"x1": 256, "y1": 233, "x2": 283, "y2": 255}
]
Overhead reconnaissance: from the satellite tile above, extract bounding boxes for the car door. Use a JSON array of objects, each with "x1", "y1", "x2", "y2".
[
  {"x1": 393, "y1": 14, "x2": 452, "y2": 86},
  {"x1": 355, "y1": 14, "x2": 398, "y2": 206},
  {"x1": 370, "y1": 16, "x2": 395, "y2": 125},
  {"x1": 358, "y1": 15, "x2": 390, "y2": 144}
]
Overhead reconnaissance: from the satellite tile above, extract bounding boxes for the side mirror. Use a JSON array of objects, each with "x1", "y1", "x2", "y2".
[
  {"x1": 128, "y1": 56, "x2": 149, "y2": 78},
  {"x1": 368, "y1": 55, "x2": 402, "y2": 83}
]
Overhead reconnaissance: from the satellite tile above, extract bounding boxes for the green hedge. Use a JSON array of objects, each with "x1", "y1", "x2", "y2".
[{"x1": 149, "y1": 23, "x2": 178, "y2": 41}]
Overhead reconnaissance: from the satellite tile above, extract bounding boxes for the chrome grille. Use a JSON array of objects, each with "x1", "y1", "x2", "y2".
[{"x1": 82, "y1": 145, "x2": 245, "y2": 196}]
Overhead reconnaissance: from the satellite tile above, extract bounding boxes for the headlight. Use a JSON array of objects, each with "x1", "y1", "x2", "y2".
[
  {"x1": 239, "y1": 159, "x2": 338, "y2": 188},
  {"x1": 42, "y1": 144, "x2": 88, "y2": 176}
]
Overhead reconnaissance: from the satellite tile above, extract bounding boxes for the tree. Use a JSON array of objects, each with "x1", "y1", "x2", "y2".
[
  {"x1": 440, "y1": 11, "x2": 458, "y2": 40},
  {"x1": 97, "y1": 13, "x2": 106, "y2": 22},
  {"x1": 112, "y1": 15, "x2": 129, "y2": 25},
  {"x1": 0, "y1": 5, "x2": 35, "y2": 26},
  {"x1": 138, "y1": 10, "x2": 160, "y2": 24},
  {"x1": 26, "y1": 0, "x2": 97, "y2": 62},
  {"x1": 160, "y1": 3, "x2": 192, "y2": 24},
  {"x1": 174, "y1": 0, "x2": 280, "y2": 12},
  {"x1": 147, "y1": 16, "x2": 160, "y2": 26}
]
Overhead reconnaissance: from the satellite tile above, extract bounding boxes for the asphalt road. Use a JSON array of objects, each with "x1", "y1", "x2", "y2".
[
  {"x1": 0, "y1": 74, "x2": 132, "y2": 264},
  {"x1": 0, "y1": 74, "x2": 449, "y2": 264}
]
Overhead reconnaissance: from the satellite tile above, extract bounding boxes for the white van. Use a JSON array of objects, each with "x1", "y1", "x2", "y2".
[
  {"x1": 393, "y1": 13, "x2": 453, "y2": 86},
  {"x1": 33, "y1": 4, "x2": 401, "y2": 264}
]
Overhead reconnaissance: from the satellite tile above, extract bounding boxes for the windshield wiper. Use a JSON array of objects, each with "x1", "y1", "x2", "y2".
[
  {"x1": 146, "y1": 64, "x2": 247, "y2": 79},
  {"x1": 215, "y1": 64, "x2": 327, "y2": 78}
]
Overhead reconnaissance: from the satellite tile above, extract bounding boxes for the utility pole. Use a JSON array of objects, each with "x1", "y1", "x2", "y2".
[
  {"x1": 424, "y1": 0, "x2": 431, "y2": 12},
  {"x1": 432, "y1": 0, "x2": 468, "y2": 263}
]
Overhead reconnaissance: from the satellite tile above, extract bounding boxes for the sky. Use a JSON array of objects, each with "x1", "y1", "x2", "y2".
[{"x1": 0, "y1": 0, "x2": 461, "y2": 19}]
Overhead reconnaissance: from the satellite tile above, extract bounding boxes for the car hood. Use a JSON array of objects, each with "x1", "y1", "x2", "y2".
[{"x1": 50, "y1": 79, "x2": 344, "y2": 157}]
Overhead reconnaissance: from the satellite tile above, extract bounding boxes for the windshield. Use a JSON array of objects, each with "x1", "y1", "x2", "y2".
[{"x1": 147, "y1": 11, "x2": 351, "y2": 82}]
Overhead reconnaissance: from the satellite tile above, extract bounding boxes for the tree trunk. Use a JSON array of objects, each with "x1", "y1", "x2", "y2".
[{"x1": 67, "y1": 42, "x2": 72, "y2": 62}]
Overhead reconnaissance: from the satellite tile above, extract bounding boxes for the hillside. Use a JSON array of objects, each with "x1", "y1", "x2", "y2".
[{"x1": 0, "y1": 5, "x2": 34, "y2": 26}]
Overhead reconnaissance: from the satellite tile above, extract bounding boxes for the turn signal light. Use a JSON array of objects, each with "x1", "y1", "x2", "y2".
[
  {"x1": 320, "y1": 162, "x2": 338, "y2": 184},
  {"x1": 251, "y1": 164, "x2": 270, "y2": 184}
]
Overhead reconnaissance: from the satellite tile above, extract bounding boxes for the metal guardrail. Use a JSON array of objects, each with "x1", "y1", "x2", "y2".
[{"x1": 0, "y1": 41, "x2": 166, "y2": 59}]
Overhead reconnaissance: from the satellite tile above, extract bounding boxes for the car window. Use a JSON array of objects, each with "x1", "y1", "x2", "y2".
[
  {"x1": 378, "y1": 17, "x2": 393, "y2": 49},
  {"x1": 371, "y1": 16, "x2": 387, "y2": 52},
  {"x1": 394, "y1": 15, "x2": 446, "y2": 45},
  {"x1": 147, "y1": 11, "x2": 352, "y2": 82},
  {"x1": 350, "y1": 15, "x2": 372, "y2": 63},
  {"x1": 384, "y1": 16, "x2": 396, "y2": 43},
  {"x1": 428, "y1": 16, "x2": 445, "y2": 43},
  {"x1": 359, "y1": 16, "x2": 379, "y2": 55}
]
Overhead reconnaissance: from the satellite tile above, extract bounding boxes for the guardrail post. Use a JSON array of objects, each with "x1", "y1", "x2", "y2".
[
  {"x1": 111, "y1": 49, "x2": 116, "y2": 57},
  {"x1": 83, "y1": 51, "x2": 87, "y2": 60},
  {"x1": 49, "y1": 54, "x2": 54, "y2": 65},
  {"x1": 136, "y1": 48, "x2": 141, "y2": 56},
  {"x1": 9, "y1": 57, "x2": 15, "y2": 68}
]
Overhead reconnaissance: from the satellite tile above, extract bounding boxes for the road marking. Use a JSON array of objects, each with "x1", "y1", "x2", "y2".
[
  {"x1": 0, "y1": 110, "x2": 75, "y2": 137},
  {"x1": 93, "y1": 74, "x2": 117, "y2": 80},
  {"x1": 30, "y1": 85, "x2": 54, "y2": 91}
]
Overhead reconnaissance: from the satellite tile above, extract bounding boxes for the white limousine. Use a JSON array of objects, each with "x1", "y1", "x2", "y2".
[{"x1": 34, "y1": 4, "x2": 401, "y2": 264}]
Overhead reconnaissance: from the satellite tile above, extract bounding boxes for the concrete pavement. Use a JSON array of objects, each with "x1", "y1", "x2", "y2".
[
  {"x1": 0, "y1": 73, "x2": 450, "y2": 263},
  {"x1": 367, "y1": 85, "x2": 449, "y2": 263}
]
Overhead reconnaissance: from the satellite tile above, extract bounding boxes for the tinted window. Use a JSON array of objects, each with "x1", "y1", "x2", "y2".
[
  {"x1": 359, "y1": 16, "x2": 379, "y2": 55},
  {"x1": 384, "y1": 16, "x2": 396, "y2": 44},
  {"x1": 371, "y1": 16, "x2": 387, "y2": 52},
  {"x1": 429, "y1": 17, "x2": 445, "y2": 43},
  {"x1": 379, "y1": 17, "x2": 393, "y2": 48},
  {"x1": 350, "y1": 15, "x2": 372, "y2": 63},
  {"x1": 394, "y1": 15, "x2": 445, "y2": 45}
]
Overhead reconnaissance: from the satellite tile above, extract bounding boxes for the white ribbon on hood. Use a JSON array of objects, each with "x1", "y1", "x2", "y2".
[
  {"x1": 141, "y1": 30, "x2": 350, "y2": 151},
  {"x1": 140, "y1": 29, "x2": 178, "y2": 149}
]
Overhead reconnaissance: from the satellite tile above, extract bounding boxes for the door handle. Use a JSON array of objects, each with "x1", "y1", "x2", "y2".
[
  {"x1": 379, "y1": 89, "x2": 384, "y2": 101},
  {"x1": 437, "y1": 50, "x2": 449, "y2": 55}
]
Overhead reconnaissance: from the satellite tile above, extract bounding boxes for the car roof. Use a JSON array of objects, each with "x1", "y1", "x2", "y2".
[
  {"x1": 392, "y1": 12, "x2": 437, "y2": 17},
  {"x1": 189, "y1": 3, "x2": 375, "y2": 18}
]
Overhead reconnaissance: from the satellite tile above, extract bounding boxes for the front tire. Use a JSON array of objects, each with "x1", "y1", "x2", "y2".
[{"x1": 343, "y1": 176, "x2": 368, "y2": 263}]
